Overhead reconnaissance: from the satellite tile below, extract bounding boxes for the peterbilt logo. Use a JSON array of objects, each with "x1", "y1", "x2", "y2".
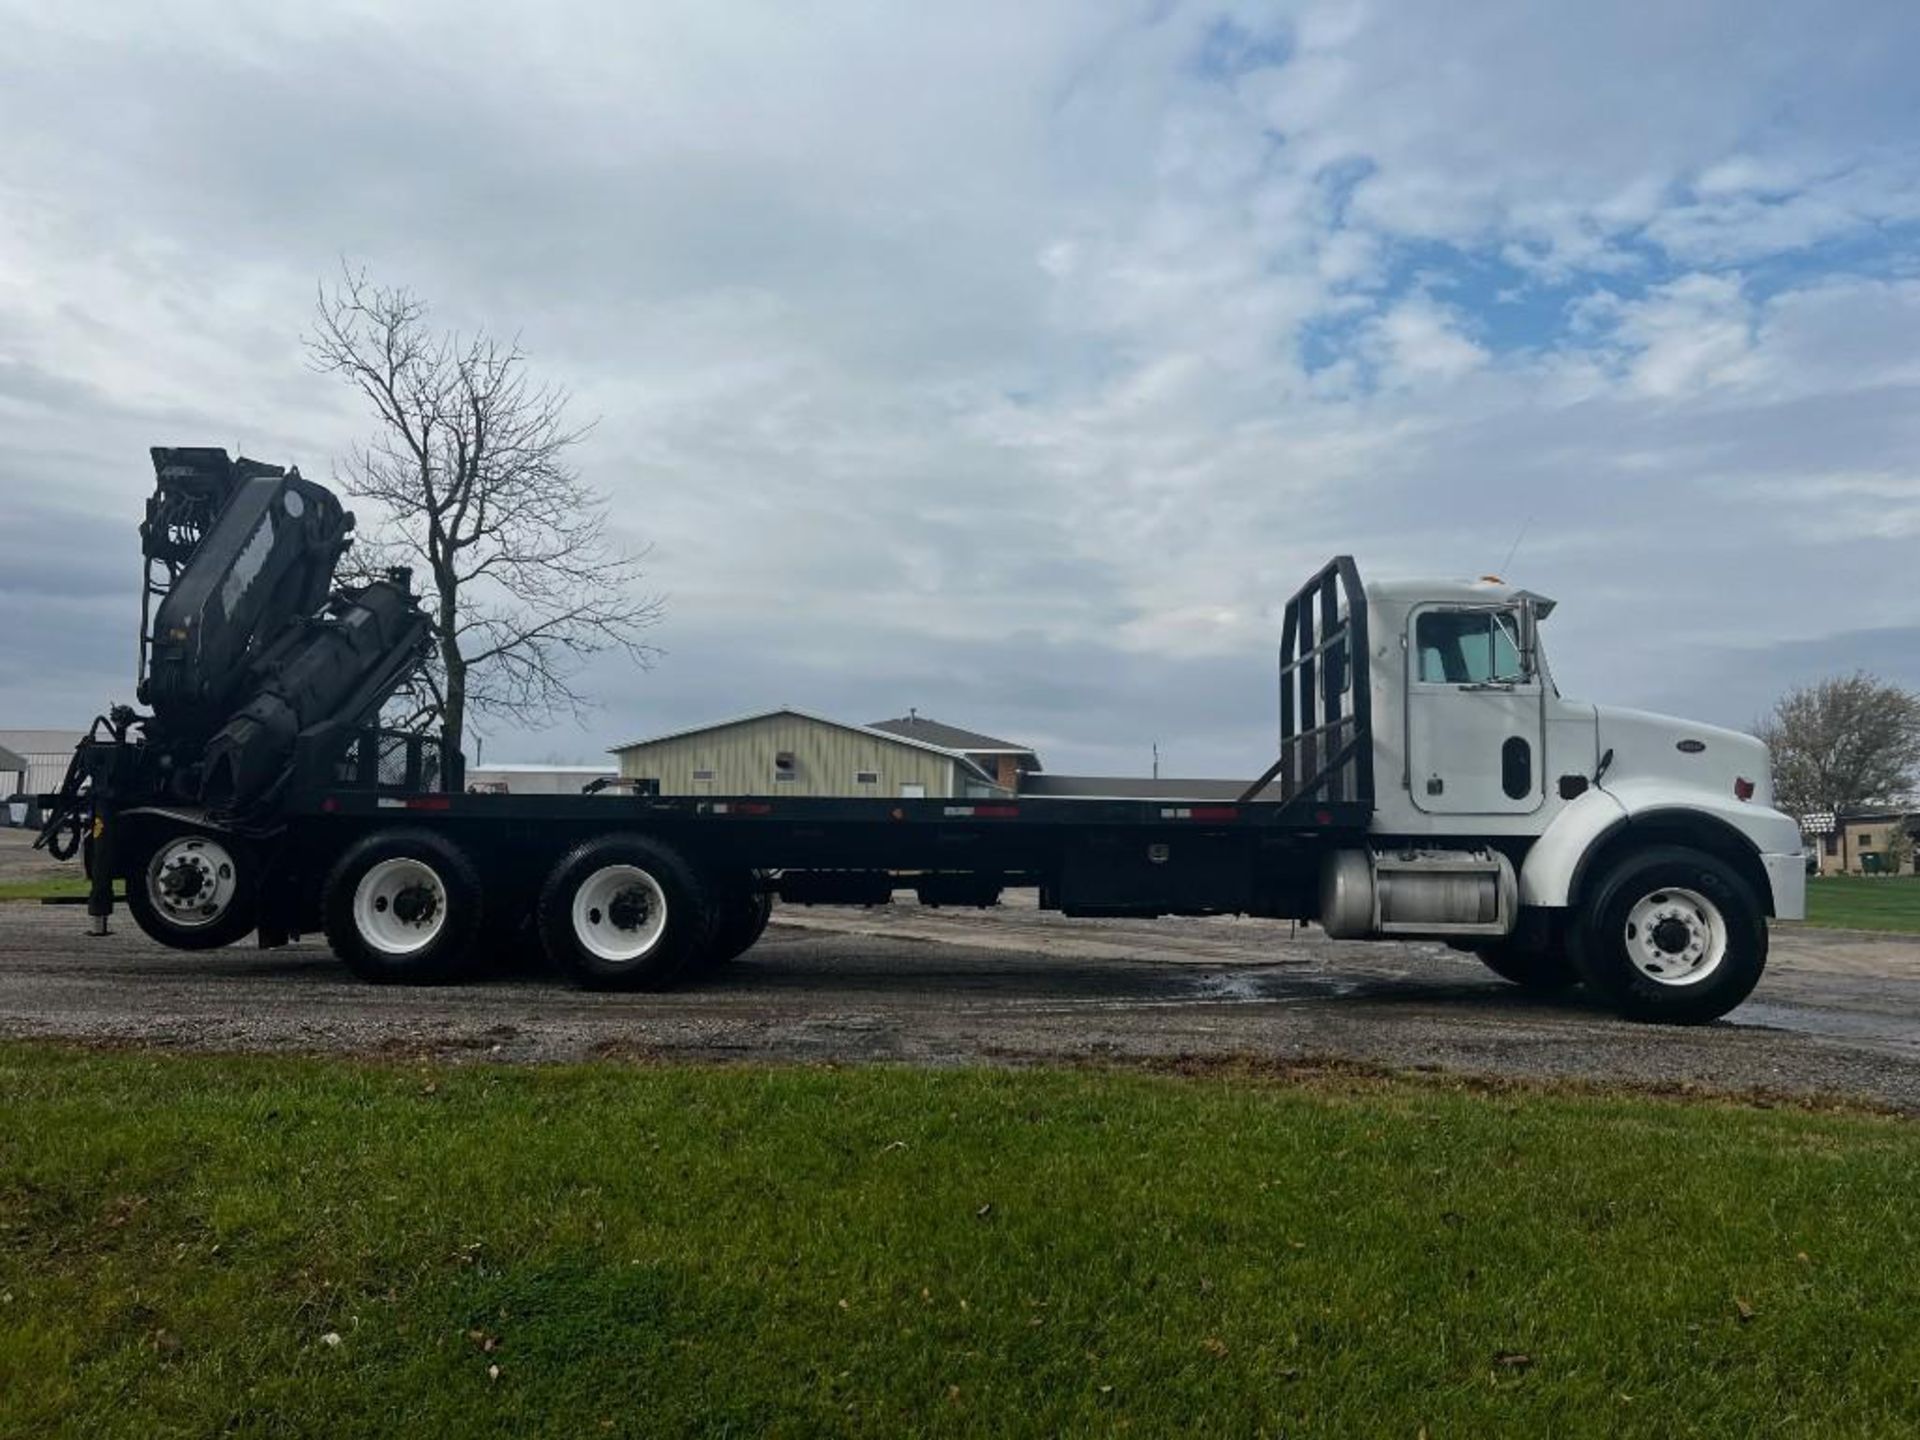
[{"x1": 1676, "y1": 738, "x2": 1706, "y2": 754}]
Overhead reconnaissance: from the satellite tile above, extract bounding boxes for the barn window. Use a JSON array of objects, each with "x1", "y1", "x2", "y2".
[
  {"x1": 692, "y1": 768, "x2": 716, "y2": 782},
  {"x1": 855, "y1": 770, "x2": 879, "y2": 785}
]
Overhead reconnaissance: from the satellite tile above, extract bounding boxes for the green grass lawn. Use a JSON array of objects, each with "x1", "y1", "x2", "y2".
[
  {"x1": 3, "y1": 1048, "x2": 1918, "y2": 1437},
  {"x1": 0, "y1": 877, "x2": 92, "y2": 902},
  {"x1": 1800, "y1": 875, "x2": 1920, "y2": 933}
]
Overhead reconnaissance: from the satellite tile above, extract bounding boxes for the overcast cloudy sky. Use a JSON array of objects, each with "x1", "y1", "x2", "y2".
[{"x1": 2, "y1": 1, "x2": 1917, "y2": 775}]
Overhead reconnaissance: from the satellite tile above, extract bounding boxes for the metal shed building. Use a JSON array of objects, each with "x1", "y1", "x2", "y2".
[
  {"x1": 0, "y1": 730, "x2": 84, "y2": 799},
  {"x1": 610, "y1": 709, "x2": 1004, "y2": 799}
]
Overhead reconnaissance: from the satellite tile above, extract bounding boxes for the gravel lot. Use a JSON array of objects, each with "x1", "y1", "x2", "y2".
[{"x1": 4, "y1": 846, "x2": 1920, "y2": 1108}]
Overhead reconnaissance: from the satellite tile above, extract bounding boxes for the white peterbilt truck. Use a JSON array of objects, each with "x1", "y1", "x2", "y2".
[
  {"x1": 39, "y1": 455, "x2": 1803, "y2": 1024},
  {"x1": 1316, "y1": 573, "x2": 1803, "y2": 1023}
]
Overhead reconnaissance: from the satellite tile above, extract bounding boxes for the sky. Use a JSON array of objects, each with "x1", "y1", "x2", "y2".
[{"x1": 2, "y1": 0, "x2": 1918, "y2": 776}]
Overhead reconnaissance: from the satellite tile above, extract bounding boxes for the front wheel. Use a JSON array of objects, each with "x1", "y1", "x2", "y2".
[
  {"x1": 124, "y1": 826, "x2": 259, "y2": 950},
  {"x1": 1572, "y1": 845, "x2": 1767, "y2": 1024}
]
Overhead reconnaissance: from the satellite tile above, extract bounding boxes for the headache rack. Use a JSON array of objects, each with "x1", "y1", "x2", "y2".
[
  {"x1": 293, "y1": 724, "x2": 462, "y2": 800},
  {"x1": 1239, "y1": 555, "x2": 1374, "y2": 814}
]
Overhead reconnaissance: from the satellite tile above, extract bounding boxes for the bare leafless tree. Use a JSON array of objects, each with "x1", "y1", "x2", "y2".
[
  {"x1": 307, "y1": 268, "x2": 662, "y2": 764},
  {"x1": 1757, "y1": 672, "x2": 1920, "y2": 819}
]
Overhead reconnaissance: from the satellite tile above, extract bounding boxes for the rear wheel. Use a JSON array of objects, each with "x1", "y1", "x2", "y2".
[
  {"x1": 700, "y1": 873, "x2": 773, "y2": 968},
  {"x1": 124, "y1": 826, "x2": 259, "y2": 950},
  {"x1": 538, "y1": 836, "x2": 715, "y2": 990},
  {"x1": 1572, "y1": 845, "x2": 1767, "y2": 1024},
  {"x1": 322, "y1": 829, "x2": 483, "y2": 984}
]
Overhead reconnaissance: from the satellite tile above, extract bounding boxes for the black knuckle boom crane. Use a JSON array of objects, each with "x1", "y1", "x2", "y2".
[
  {"x1": 33, "y1": 445, "x2": 1803, "y2": 1024},
  {"x1": 37, "y1": 448, "x2": 435, "y2": 944}
]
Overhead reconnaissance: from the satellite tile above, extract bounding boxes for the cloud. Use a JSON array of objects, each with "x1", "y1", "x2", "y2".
[{"x1": 1, "y1": 1, "x2": 1918, "y2": 775}]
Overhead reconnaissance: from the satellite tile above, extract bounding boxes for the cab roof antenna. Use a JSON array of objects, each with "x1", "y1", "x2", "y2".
[{"x1": 1500, "y1": 514, "x2": 1533, "y2": 576}]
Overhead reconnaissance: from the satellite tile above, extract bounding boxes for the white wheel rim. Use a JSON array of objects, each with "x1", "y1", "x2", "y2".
[
  {"x1": 146, "y1": 836, "x2": 238, "y2": 929},
  {"x1": 571, "y1": 864, "x2": 668, "y2": 964},
  {"x1": 1623, "y1": 886, "x2": 1727, "y2": 986},
  {"x1": 353, "y1": 857, "x2": 449, "y2": 956}
]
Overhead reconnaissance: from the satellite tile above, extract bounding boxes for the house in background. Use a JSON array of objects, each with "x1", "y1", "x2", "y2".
[
  {"x1": 866, "y1": 712, "x2": 1042, "y2": 791},
  {"x1": 610, "y1": 709, "x2": 1007, "y2": 798},
  {"x1": 1807, "y1": 810, "x2": 1920, "y2": 876}
]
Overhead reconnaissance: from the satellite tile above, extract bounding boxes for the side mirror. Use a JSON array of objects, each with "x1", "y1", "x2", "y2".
[{"x1": 1515, "y1": 602, "x2": 1539, "y2": 678}]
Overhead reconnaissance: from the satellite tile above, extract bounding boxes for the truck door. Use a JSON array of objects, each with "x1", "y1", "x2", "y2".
[{"x1": 1405, "y1": 604, "x2": 1545, "y2": 815}]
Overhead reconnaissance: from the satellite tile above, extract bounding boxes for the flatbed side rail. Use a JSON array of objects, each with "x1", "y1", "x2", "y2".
[
  {"x1": 1238, "y1": 555, "x2": 1373, "y2": 809},
  {"x1": 305, "y1": 786, "x2": 1374, "y2": 835}
]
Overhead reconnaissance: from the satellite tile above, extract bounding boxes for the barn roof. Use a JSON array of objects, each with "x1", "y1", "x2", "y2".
[{"x1": 866, "y1": 715, "x2": 1040, "y2": 765}]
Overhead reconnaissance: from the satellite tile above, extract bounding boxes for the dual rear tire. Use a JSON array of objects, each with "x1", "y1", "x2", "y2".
[
  {"x1": 318, "y1": 829, "x2": 770, "y2": 988},
  {"x1": 536, "y1": 837, "x2": 717, "y2": 990},
  {"x1": 322, "y1": 829, "x2": 484, "y2": 984}
]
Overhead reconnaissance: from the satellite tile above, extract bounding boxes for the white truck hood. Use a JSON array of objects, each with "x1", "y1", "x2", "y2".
[{"x1": 1594, "y1": 705, "x2": 1774, "y2": 809}]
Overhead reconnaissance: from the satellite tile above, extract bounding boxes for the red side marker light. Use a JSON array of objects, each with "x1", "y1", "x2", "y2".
[
  {"x1": 1315, "y1": 808, "x2": 1333, "y2": 825},
  {"x1": 321, "y1": 796, "x2": 338, "y2": 813},
  {"x1": 405, "y1": 794, "x2": 452, "y2": 811},
  {"x1": 1189, "y1": 806, "x2": 1239, "y2": 823},
  {"x1": 1734, "y1": 777, "x2": 1755, "y2": 802},
  {"x1": 973, "y1": 805, "x2": 1020, "y2": 819}
]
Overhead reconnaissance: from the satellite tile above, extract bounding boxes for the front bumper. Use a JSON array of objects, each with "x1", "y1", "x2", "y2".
[{"x1": 1761, "y1": 850, "x2": 1807, "y2": 922}]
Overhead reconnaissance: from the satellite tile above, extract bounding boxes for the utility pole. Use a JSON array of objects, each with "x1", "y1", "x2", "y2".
[{"x1": 1152, "y1": 742, "x2": 1159, "y2": 780}]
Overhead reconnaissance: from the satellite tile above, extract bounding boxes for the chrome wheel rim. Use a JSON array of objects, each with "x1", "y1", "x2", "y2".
[
  {"x1": 571, "y1": 864, "x2": 667, "y2": 964},
  {"x1": 353, "y1": 857, "x2": 449, "y2": 956},
  {"x1": 146, "y1": 836, "x2": 238, "y2": 929},
  {"x1": 1623, "y1": 886, "x2": 1727, "y2": 986}
]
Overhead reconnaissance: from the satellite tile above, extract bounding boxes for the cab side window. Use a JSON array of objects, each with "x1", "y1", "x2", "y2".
[{"x1": 1415, "y1": 609, "x2": 1529, "y2": 685}]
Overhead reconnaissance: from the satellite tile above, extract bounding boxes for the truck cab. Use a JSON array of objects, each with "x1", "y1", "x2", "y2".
[{"x1": 1307, "y1": 571, "x2": 1805, "y2": 1020}]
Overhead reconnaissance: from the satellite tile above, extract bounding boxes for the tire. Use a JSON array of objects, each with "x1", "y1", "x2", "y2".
[
  {"x1": 123, "y1": 825, "x2": 259, "y2": 950},
  {"x1": 701, "y1": 876, "x2": 773, "y2": 968},
  {"x1": 537, "y1": 835, "x2": 715, "y2": 990},
  {"x1": 322, "y1": 829, "x2": 484, "y2": 984},
  {"x1": 1474, "y1": 942, "x2": 1579, "y2": 993},
  {"x1": 1572, "y1": 845, "x2": 1767, "y2": 1024}
]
